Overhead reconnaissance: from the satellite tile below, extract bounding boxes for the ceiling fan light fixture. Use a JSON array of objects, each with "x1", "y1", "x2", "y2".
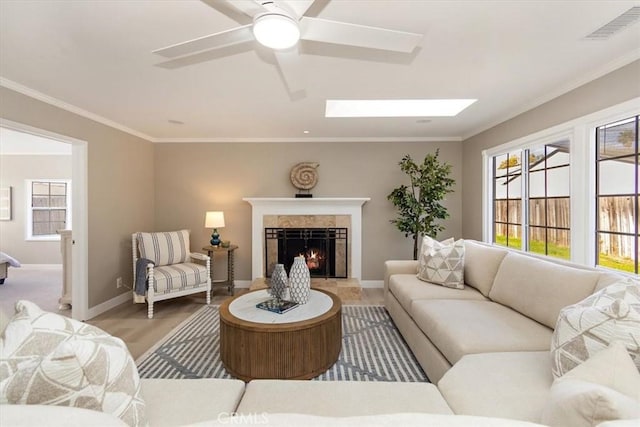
[{"x1": 253, "y1": 13, "x2": 300, "y2": 50}]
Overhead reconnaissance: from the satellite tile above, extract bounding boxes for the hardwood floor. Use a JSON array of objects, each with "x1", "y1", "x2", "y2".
[{"x1": 88, "y1": 287, "x2": 384, "y2": 360}]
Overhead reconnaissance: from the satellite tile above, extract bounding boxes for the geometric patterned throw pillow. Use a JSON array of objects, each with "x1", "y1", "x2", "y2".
[
  {"x1": 417, "y1": 236, "x2": 454, "y2": 275},
  {"x1": 0, "y1": 300, "x2": 148, "y2": 427},
  {"x1": 417, "y1": 238, "x2": 465, "y2": 289},
  {"x1": 550, "y1": 278, "x2": 640, "y2": 378}
]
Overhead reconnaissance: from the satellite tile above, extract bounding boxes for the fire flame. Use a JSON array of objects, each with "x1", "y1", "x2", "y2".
[{"x1": 302, "y1": 250, "x2": 322, "y2": 269}]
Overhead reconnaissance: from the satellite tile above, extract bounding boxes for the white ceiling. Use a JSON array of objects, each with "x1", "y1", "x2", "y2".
[{"x1": 0, "y1": 0, "x2": 639, "y2": 142}]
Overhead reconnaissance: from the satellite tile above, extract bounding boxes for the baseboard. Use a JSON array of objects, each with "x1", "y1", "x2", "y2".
[
  {"x1": 361, "y1": 280, "x2": 383, "y2": 288},
  {"x1": 86, "y1": 291, "x2": 130, "y2": 320},
  {"x1": 234, "y1": 280, "x2": 251, "y2": 288}
]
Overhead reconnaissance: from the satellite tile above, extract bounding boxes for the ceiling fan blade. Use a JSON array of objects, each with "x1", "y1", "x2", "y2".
[
  {"x1": 300, "y1": 17, "x2": 422, "y2": 53},
  {"x1": 273, "y1": 0, "x2": 315, "y2": 19},
  {"x1": 274, "y1": 48, "x2": 306, "y2": 95},
  {"x1": 152, "y1": 25, "x2": 254, "y2": 58},
  {"x1": 219, "y1": 0, "x2": 268, "y2": 17}
]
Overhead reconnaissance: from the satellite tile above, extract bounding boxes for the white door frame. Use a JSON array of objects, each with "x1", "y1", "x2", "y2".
[{"x1": 0, "y1": 119, "x2": 88, "y2": 320}]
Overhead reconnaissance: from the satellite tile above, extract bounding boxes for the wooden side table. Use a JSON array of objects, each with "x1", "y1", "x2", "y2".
[{"x1": 202, "y1": 245, "x2": 238, "y2": 294}]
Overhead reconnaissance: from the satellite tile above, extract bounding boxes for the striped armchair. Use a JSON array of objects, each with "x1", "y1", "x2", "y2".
[{"x1": 132, "y1": 230, "x2": 211, "y2": 318}]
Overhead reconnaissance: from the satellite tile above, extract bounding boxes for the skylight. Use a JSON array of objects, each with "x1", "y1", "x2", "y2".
[{"x1": 325, "y1": 99, "x2": 477, "y2": 118}]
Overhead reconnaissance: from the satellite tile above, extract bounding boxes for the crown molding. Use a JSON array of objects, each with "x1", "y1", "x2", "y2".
[
  {"x1": 461, "y1": 49, "x2": 640, "y2": 141},
  {"x1": 0, "y1": 77, "x2": 155, "y2": 142},
  {"x1": 0, "y1": 78, "x2": 463, "y2": 143},
  {"x1": 151, "y1": 136, "x2": 463, "y2": 143}
]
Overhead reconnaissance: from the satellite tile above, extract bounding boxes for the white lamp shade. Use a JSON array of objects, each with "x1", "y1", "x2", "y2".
[
  {"x1": 205, "y1": 211, "x2": 225, "y2": 228},
  {"x1": 253, "y1": 13, "x2": 300, "y2": 50}
]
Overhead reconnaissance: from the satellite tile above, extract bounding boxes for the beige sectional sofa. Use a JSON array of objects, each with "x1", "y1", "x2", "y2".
[
  {"x1": 2, "y1": 240, "x2": 637, "y2": 426},
  {"x1": 384, "y1": 239, "x2": 627, "y2": 423},
  {"x1": 0, "y1": 295, "x2": 543, "y2": 427}
]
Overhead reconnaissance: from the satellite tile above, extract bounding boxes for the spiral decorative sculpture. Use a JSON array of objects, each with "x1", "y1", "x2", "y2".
[{"x1": 290, "y1": 162, "x2": 319, "y2": 191}]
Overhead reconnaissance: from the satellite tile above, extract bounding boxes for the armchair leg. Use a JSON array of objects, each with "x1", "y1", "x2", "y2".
[
  {"x1": 148, "y1": 300, "x2": 154, "y2": 319},
  {"x1": 206, "y1": 289, "x2": 211, "y2": 305}
]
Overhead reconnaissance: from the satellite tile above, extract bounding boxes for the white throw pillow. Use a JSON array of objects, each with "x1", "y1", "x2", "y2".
[
  {"x1": 417, "y1": 238, "x2": 465, "y2": 289},
  {"x1": 136, "y1": 230, "x2": 190, "y2": 267},
  {"x1": 542, "y1": 342, "x2": 640, "y2": 427},
  {"x1": 417, "y1": 236, "x2": 454, "y2": 274},
  {"x1": 550, "y1": 278, "x2": 640, "y2": 378},
  {"x1": 0, "y1": 300, "x2": 147, "y2": 427}
]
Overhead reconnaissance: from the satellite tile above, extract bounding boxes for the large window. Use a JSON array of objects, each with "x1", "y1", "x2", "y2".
[
  {"x1": 492, "y1": 141, "x2": 571, "y2": 259},
  {"x1": 596, "y1": 116, "x2": 639, "y2": 274},
  {"x1": 484, "y1": 99, "x2": 639, "y2": 275},
  {"x1": 27, "y1": 180, "x2": 71, "y2": 240}
]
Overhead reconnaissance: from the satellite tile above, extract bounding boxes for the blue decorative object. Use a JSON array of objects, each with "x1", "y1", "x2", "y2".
[{"x1": 210, "y1": 229, "x2": 221, "y2": 246}]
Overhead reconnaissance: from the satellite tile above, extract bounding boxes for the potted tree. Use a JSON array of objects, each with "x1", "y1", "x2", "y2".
[{"x1": 388, "y1": 150, "x2": 455, "y2": 260}]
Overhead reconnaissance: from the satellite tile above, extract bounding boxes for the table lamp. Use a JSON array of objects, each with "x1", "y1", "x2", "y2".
[{"x1": 205, "y1": 211, "x2": 225, "y2": 246}]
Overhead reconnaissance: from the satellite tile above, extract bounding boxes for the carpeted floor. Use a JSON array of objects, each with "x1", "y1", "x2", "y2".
[
  {"x1": 137, "y1": 305, "x2": 428, "y2": 382},
  {"x1": 0, "y1": 266, "x2": 67, "y2": 318}
]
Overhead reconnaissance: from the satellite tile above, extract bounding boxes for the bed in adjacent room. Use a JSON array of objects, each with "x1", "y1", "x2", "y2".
[{"x1": 0, "y1": 252, "x2": 21, "y2": 284}]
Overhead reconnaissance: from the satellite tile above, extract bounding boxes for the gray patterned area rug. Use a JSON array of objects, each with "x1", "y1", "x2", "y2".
[{"x1": 136, "y1": 305, "x2": 428, "y2": 382}]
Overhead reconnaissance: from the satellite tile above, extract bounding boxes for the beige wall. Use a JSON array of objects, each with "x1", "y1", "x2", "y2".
[
  {"x1": 3, "y1": 58, "x2": 633, "y2": 307},
  {"x1": 0, "y1": 154, "x2": 72, "y2": 263},
  {"x1": 154, "y1": 141, "x2": 463, "y2": 281},
  {"x1": 0, "y1": 87, "x2": 155, "y2": 308},
  {"x1": 461, "y1": 59, "x2": 640, "y2": 240}
]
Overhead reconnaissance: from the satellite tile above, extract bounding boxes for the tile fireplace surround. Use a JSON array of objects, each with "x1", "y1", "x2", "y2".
[{"x1": 243, "y1": 198, "x2": 370, "y2": 281}]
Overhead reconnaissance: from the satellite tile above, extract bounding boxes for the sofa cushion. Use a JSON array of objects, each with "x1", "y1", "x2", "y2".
[
  {"x1": 551, "y1": 278, "x2": 640, "y2": 377},
  {"x1": 140, "y1": 378, "x2": 245, "y2": 427},
  {"x1": 411, "y1": 299, "x2": 552, "y2": 365},
  {"x1": 137, "y1": 230, "x2": 190, "y2": 267},
  {"x1": 542, "y1": 342, "x2": 640, "y2": 426},
  {"x1": 0, "y1": 301, "x2": 147, "y2": 427},
  {"x1": 595, "y1": 271, "x2": 628, "y2": 292},
  {"x1": 236, "y1": 380, "x2": 453, "y2": 416},
  {"x1": 463, "y1": 240, "x2": 508, "y2": 296},
  {"x1": 152, "y1": 262, "x2": 208, "y2": 294},
  {"x1": 489, "y1": 252, "x2": 600, "y2": 328},
  {"x1": 389, "y1": 274, "x2": 486, "y2": 311},
  {"x1": 0, "y1": 404, "x2": 128, "y2": 426},
  {"x1": 209, "y1": 413, "x2": 548, "y2": 426},
  {"x1": 438, "y1": 351, "x2": 553, "y2": 423},
  {"x1": 417, "y1": 238, "x2": 465, "y2": 289}
]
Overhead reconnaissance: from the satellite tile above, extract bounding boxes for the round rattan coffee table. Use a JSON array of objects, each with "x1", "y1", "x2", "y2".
[{"x1": 219, "y1": 289, "x2": 342, "y2": 381}]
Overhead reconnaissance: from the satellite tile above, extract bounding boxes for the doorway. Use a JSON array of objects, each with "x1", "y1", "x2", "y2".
[{"x1": 0, "y1": 120, "x2": 88, "y2": 320}]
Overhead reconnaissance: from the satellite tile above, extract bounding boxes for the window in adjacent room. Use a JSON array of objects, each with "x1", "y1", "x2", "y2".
[
  {"x1": 596, "y1": 115, "x2": 638, "y2": 274},
  {"x1": 26, "y1": 179, "x2": 71, "y2": 240}
]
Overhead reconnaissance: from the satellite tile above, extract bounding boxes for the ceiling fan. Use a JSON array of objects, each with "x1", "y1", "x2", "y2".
[{"x1": 152, "y1": 0, "x2": 423, "y2": 94}]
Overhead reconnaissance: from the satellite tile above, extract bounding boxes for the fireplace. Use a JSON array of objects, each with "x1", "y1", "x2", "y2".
[
  {"x1": 243, "y1": 198, "x2": 369, "y2": 281},
  {"x1": 265, "y1": 227, "x2": 348, "y2": 279}
]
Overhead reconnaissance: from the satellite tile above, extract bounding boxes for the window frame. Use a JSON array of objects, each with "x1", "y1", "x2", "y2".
[
  {"x1": 490, "y1": 139, "x2": 572, "y2": 259},
  {"x1": 25, "y1": 179, "x2": 72, "y2": 241},
  {"x1": 482, "y1": 97, "x2": 640, "y2": 273},
  {"x1": 595, "y1": 115, "x2": 639, "y2": 274},
  {"x1": 526, "y1": 142, "x2": 571, "y2": 259}
]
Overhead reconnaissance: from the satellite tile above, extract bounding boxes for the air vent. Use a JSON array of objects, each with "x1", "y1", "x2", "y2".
[{"x1": 585, "y1": 6, "x2": 640, "y2": 40}]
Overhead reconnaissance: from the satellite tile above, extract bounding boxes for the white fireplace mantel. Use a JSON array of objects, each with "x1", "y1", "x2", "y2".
[{"x1": 243, "y1": 198, "x2": 370, "y2": 281}]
